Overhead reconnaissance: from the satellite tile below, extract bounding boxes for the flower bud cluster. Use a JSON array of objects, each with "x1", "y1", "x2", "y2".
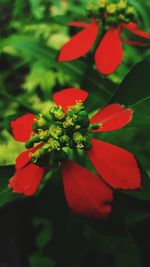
[
  {"x1": 25, "y1": 102, "x2": 100, "y2": 167},
  {"x1": 87, "y1": 0, "x2": 138, "y2": 25}
]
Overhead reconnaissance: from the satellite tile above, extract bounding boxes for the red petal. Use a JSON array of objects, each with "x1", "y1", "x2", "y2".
[
  {"x1": 10, "y1": 113, "x2": 36, "y2": 142},
  {"x1": 123, "y1": 38, "x2": 149, "y2": 47},
  {"x1": 95, "y1": 27, "x2": 123, "y2": 75},
  {"x1": 16, "y1": 143, "x2": 43, "y2": 170},
  {"x1": 121, "y1": 22, "x2": 137, "y2": 29},
  {"x1": 16, "y1": 149, "x2": 33, "y2": 170},
  {"x1": 58, "y1": 20, "x2": 99, "y2": 61},
  {"x1": 68, "y1": 21, "x2": 89, "y2": 27},
  {"x1": 121, "y1": 22, "x2": 150, "y2": 39},
  {"x1": 88, "y1": 139, "x2": 141, "y2": 189},
  {"x1": 53, "y1": 88, "x2": 88, "y2": 112},
  {"x1": 62, "y1": 160, "x2": 113, "y2": 220},
  {"x1": 90, "y1": 104, "x2": 133, "y2": 132},
  {"x1": 9, "y1": 163, "x2": 47, "y2": 196}
]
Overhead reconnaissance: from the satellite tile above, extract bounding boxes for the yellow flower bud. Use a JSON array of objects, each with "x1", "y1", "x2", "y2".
[
  {"x1": 106, "y1": 3, "x2": 117, "y2": 14},
  {"x1": 98, "y1": 0, "x2": 107, "y2": 9},
  {"x1": 117, "y1": 0, "x2": 127, "y2": 10},
  {"x1": 127, "y1": 6, "x2": 136, "y2": 15}
]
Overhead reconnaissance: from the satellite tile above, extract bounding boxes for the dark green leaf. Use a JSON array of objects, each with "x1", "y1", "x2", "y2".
[
  {"x1": 110, "y1": 60, "x2": 150, "y2": 127},
  {"x1": 0, "y1": 165, "x2": 19, "y2": 207}
]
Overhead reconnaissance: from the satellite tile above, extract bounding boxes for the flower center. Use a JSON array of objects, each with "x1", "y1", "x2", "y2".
[
  {"x1": 25, "y1": 102, "x2": 99, "y2": 167},
  {"x1": 88, "y1": 0, "x2": 138, "y2": 25}
]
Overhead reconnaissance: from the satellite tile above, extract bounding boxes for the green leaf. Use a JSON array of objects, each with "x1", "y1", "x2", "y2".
[
  {"x1": 120, "y1": 166, "x2": 150, "y2": 201},
  {"x1": 83, "y1": 224, "x2": 142, "y2": 267},
  {"x1": 110, "y1": 60, "x2": 150, "y2": 127},
  {"x1": 33, "y1": 217, "x2": 53, "y2": 249},
  {"x1": 116, "y1": 192, "x2": 150, "y2": 227},
  {"x1": 0, "y1": 35, "x2": 115, "y2": 106},
  {"x1": 93, "y1": 61, "x2": 150, "y2": 202},
  {"x1": 29, "y1": 0, "x2": 45, "y2": 20},
  {"x1": 130, "y1": 0, "x2": 150, "y2": 29},
  {"x1": 0, "y1": 165, "x2": 19, "y2": 207},
  {"x1": 30, "y1": 253, "x2": 55, "y2": 267}
]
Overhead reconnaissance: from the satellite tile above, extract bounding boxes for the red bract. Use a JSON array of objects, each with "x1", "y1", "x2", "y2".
[
  {"x1": 9, "y1": 88, "x2": 141, "y2": 220},
  {"x1": 58, "y1": 20, "x2": 150, "y2": 75},
  {"x1": 10, "y1": 113, "x2": 35, "y2": 142},
  {"x1": 9, "y1": 142, "x2": 47, "y2": 196}
]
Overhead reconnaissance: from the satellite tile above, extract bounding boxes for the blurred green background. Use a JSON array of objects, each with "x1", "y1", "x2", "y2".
[{"x1": 0, "y1": 0, "x2": 150, "y2": 266}]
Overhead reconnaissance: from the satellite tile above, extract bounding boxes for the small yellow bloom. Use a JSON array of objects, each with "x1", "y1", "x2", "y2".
[
  {"x1": 127, "y1": 6, "x2": 136, "y2": 15},
  {"x1": 106, "y1": 4, "x2": 117, "y2": 14},
  {"x1": 117, "y1": 0, "x2": 127, "y2": 10},
  {"x1": 98, "y1": 0, "x2": 107, "y2": 9},
  {"x1": 118, "y1": 14, "x2": 126, "y2": 21}
]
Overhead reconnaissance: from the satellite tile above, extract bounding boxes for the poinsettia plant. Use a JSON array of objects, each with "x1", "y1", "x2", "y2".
[
  {"x1": 9, "y1": 88, "x2": 141, "y2": 220},
  {"x1": 58, "y1": 0, "x2": 150, "y2": 75},
  {"x1": 0, "y1": 0, "x2": 150, "y2": 266}
]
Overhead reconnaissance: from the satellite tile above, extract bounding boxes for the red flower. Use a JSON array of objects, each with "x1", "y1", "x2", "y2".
[
  {"x1": 9, "y1": 88, "x2": 141, "y2": 220},
  {"x1": 58, "y1": 20, "x2": 150, "y2": 75}
]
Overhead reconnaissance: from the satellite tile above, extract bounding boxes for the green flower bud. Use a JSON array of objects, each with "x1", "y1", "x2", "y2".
[
  {"x1": 106, "y1": 16, "x2": 118, "y2": 25},
  {"x1": 77, "y1": 111, "x2": 89, "y2": 127},
  {"x1": 79, "y1": 110, "x2": 88, "y2": 118},
  {"x1": 63, "y1": 117, "x2": 74, "y2": 128},
  {"x1": 73, "y1": 132, "x2": 85, "y2": 143},
  {"x1": 32, "y1": 122, "x2": 39, "y2": 131},
  {"x1": 24, "y1": 100, "x2": 96, "y2": 166},
  {"x1": 60, "y1": 135, "x2": 70, "y2": 144},
  {"x1": 39, "y1": 144, "x2": 50, "y2": 154},
  {"x1": 49, "y1": 125, "x2": 62, "y2": 138},
  {"x1": 30, "y1": 133, "x2": 41, "y2": 143},
  {"x1": 49, "y1": 106, "x2": 65, "y2": 121},
  {"x1": 32, "y1": 115, "x2": 48, "y2": 130},
  {"x1": 90, "y1": 122, "x2": 101, "y2": 130},
  {"x1": 39, "y1": 130, "x2": 50, "y2": 141},
  {"x1": 25, "y1": 140, "x2": 34, "y2": 149},
  {"x1": 75, "y1": 124, "x2": 81, "y2": 130},
  {"x1": 48, "y1": 138, "x2": 60, "y2": 151},
  {"x1": 72, "y1": 114, "x2": 78, "y2": 122},
  {"x1": 67, "y1": 102, "x2": 84, "y2": 116}
]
